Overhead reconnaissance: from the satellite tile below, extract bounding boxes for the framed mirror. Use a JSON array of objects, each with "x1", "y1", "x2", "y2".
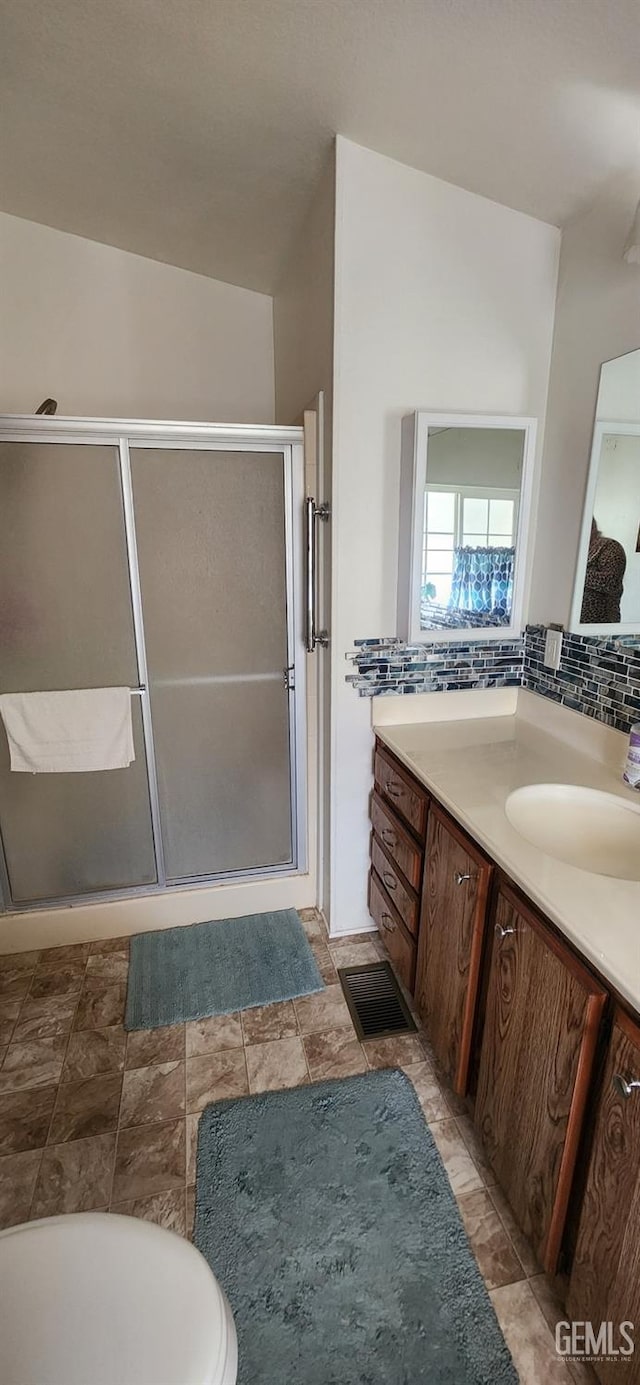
[
  {"x1": 570, "y1": 348, "x2": 640, "y2": 636},
  {"x1": 397, "y1": 412, "x2": 537, "y2": 643}
]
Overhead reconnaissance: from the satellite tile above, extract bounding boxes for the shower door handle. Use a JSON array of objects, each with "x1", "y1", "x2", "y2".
[{"x1": 305, "y1": 497, "x2": 330, "y2": 653}]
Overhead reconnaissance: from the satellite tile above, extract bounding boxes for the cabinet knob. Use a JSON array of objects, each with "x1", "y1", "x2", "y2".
[
  {"x1": 495, "y1": 923, "x2": 516, "y2": 938},
  {"x1": 385, "y1": 782, "x2": 403, "y2": 800},
  {"x1": 454, "y1": 871, "x2": 473, "y2": 885},
  {"x1": 613, "y1": 1073, "x2": 640, "y2": 1100},
  {"x1": 380, "y1": 912, "x2": 395, "y2": 933},
  {"x1": 381, "y1": 829, "x2": 395, "y2": 848},
  {"x1": 382, "y1": 872, "x2": 397, "y2": 892}
]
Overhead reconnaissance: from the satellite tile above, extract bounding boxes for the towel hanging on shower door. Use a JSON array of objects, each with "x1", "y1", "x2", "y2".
[{"x1": 0, "y1": 688, "x2": 135, "y2": 772}]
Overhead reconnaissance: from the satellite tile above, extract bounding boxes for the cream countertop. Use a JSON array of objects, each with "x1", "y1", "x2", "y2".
[{"x1": 374, "y1": 693, "x2": 640, "y2": 1015}]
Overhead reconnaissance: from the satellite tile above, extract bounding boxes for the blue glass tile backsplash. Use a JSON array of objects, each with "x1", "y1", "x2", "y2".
[{"x1": 346, "y1": 625, "x2": 640, "y2": 735}]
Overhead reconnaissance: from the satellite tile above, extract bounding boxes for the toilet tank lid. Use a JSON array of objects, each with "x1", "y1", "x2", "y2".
[{"x1": 0, "y1": 1212, "x2": 234, "y2": 1385}]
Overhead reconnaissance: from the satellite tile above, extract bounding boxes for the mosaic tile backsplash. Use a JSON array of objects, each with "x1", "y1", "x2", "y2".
[
  {"x1": 346, "y1": 636, "x2": 524, "y2": 697},
  {"x1": 523, "y1": 626, "x2": 640, "y2": 735},
  {"x1": 346, "y1": 626, "x2": 640, "y2": 735}
]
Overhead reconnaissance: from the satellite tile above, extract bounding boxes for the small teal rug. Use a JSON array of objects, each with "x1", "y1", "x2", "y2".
[
  {"x1": 194, "y1": 1070, "x2": 517, "y2": 1384},
  {"x1": 125, "y1": 909, "x2": 323, "y2": 1030}
]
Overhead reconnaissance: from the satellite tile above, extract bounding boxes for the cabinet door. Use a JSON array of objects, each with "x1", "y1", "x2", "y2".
[
  {"x1": 567, "y1": 1010, "x2": 640, "y2": 1385},
  {"x1": 414, "y1": 808, "x2": 492, "y2": 1095},
  {"x1": 475, "y1": 885, "x2": 606, "y2": 1274}
]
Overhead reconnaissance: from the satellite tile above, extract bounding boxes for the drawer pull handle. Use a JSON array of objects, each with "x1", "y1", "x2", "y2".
[
  {"x1": 380, "y1": 912, "x2": 395, "y2": 933},
  {"x1": 454, "y1": 871, "x2": 473, "y2": 885},
  {"x1": 495, "y1": 923, "x2": 516, "y2": 939},
  {"x1": 381, "y1": 829, "x2": 396, "y2": 848},
  {"x1": 385, "y1": 782, "x2": 403, "y2": 799},
  {"x1": 382, "y1": 871, "x2": 397, "y2": 891},
  {"x1": 613, "y1": 1073, "x2": 640, "y2": 1099}
]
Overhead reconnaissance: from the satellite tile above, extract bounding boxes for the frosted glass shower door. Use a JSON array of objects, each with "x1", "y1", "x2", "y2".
[
  {"x1": 0, "y1": 441, "x2": 157, "y2": 901},
  {"x1": 130, "y1": 447, "x2": 295, "y2": 880}
]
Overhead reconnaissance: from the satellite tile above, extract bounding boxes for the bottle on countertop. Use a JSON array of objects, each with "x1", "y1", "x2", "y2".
[{"x1": 623, "y1": 722, "x2": 640, "y2": 790}]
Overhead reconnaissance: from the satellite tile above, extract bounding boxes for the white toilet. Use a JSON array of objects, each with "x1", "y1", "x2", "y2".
[{"x1": 0, "y1": 1212, "x2": 238, "y2": 1385}]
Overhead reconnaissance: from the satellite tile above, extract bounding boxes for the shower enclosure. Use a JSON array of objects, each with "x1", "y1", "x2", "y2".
[{"x1": 0, "y1": 417, "x2": 307, "y2": 910}]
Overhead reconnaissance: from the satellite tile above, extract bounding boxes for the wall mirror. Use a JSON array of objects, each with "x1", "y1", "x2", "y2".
[
  {"x1": 397, "y1": 412, "x2": 537, "y2": 643},
  {"x1": 570, "y1": 348, "x2": 640, "y2": 636}
]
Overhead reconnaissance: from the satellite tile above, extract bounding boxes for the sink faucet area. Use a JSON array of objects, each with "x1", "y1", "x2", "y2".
[{"x1": 505, "y1": 783, "x2": 640, "y2": 881}]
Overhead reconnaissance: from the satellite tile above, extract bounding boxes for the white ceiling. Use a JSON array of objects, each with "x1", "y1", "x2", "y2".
[{"x1": 2, "y1": 0, "x2": 640, "y2": 293}]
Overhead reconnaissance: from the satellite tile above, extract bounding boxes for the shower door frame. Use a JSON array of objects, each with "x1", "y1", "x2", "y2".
[{"x1": 0, "y1": 416, "x2": 307, "y2": 912}]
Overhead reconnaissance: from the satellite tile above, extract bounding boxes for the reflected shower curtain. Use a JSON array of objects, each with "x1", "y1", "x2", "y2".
[{"x1": 450, "y1": 546, "x2": 515, "y2": 616}]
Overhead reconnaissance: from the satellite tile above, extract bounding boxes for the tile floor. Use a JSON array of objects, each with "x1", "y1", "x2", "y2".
[{"x1": 0, "y1": 910, "x2": 594, "y2": 1384}]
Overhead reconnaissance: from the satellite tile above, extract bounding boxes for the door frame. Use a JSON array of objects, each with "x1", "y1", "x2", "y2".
[{"x1": 0, "y1": 416, "x2": 307, "y2": 911}]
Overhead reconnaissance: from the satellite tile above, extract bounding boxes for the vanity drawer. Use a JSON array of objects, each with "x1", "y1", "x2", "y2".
[
  {"x1": 370, "y1": 834, "x2": 419, "y2": 938},
  {"x1": 368, "y1": 869, "x2": 417, "y2": 994},
  {"x1": 374, "y1": 746, "x2": 429, "y2": 841},
  {"x1": 370, "y1": 792, "x2": 423, "y2": 891}
]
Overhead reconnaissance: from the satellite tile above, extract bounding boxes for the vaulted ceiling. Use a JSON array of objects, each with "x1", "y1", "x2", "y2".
[{"x1": 2, "y1": 0, "x2": 640, "y2": 292}]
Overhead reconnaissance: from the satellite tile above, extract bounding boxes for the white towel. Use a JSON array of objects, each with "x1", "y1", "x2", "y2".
[{"x1": 0, "y1": 688, "x2": 135, "y2": 773}]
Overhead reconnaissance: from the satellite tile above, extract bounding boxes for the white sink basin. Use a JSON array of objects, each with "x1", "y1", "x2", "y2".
[{"x1": 505, "y1": 784, "x2": 640, "y2": 881}]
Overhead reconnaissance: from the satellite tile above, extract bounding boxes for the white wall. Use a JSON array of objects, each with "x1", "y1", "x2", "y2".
[
  {"x1": 330, "y1": 138, "x2": 560, "y2": 934},
  {"x1": 0, "y1": 211, "x2": 274, "y2": 421},
  {"x1": 530, "y1": 175, "x2": 640, "y2": 624},
  {"x1": 273, "y1": 156, "x2": 335, "y2": 916},
  {"x1": 427, "y1": 428, "x2": 524, "y2": 489}
]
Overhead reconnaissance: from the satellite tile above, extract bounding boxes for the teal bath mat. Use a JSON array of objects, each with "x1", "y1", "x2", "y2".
[
  {"x1": 125, "y1": 909, "x2": 323, "y2": 1030},
  {"x1": 194, "y1": 1070, "x2": 517, "y2": 1384}
]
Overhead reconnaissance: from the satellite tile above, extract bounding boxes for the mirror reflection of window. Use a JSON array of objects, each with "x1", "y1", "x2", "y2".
[{"x1": 420, "y1": 427, "x2": 523, "y2": 631}]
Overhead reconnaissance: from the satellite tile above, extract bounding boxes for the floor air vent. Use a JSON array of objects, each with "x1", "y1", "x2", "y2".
[{"x1": 338, "y1": 962, "x2": 417, "y2": 1042}]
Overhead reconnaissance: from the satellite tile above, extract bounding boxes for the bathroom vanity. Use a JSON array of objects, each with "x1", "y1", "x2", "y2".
[{"x1": 367, "y1": 702, "x2": 640, "y2": 1377}]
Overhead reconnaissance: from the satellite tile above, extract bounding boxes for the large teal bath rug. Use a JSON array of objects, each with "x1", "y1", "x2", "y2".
[
  {"x1": 125, "y1": 908, "x2": 323, "y2": 1029},
  {"x1": 194, "y1": 1069, "x2": 517, "y2": 1384}
]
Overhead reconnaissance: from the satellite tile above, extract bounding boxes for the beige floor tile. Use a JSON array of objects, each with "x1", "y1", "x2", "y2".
[
  {"x1": 125, "y1": 1024, "x2": 185, "y2": 1069},
  {"x1": 85, "y1": 951, "x2": 129, "y2": 982},
  {"x1": 328, "y1": 940, "x2": 381, "y2": 968},
  {"x1": 48, "y1": 1073, "x2": 123, "y2": 1144},
  {"x1": 0, "y1": 998, "x2": 22, "y2": 1024},
  {"x1": 456, "y1": 1113, "x2": 497, "y2": 1185},
  {"x1": 298, "y1": 912, "x2": 327, "y2": 942},
  {"x1": 0, "y1": 1086, "x2": 56, "y2": 1155},
  {"x1": 363, "y1": 1034, "x2": 426, "y2": 1069},
  {"x1": 528, "y1": 1273, "x2": 599, "y2": 1382},
  {"x1": 429, "y1": 1117, "x2": 484, "y2": 1196},
  {"x1": 111, "y1": 1187, "x2": 186, "y2": 1236},
  {"x1": 402, "y1": 1062, "x2": 449, "y2": 1122},
  {"x1": 488, "y1": 1184, "x2": 541, "y2": 1276},
  {"x1": 120, "y1": 1062, "x2": 185, "y2": 1128},
  {"x1": 32, "y1": 1132, "x2": 116, "y2": 1217},
  {"x1": 63, "y1": 1026, "x2": 126, "y2": 1081},
  {"x1": 29, "y1": 967, "x2": 84, "y2": 1002},
  {"x1": 241, "y1": 1002, "x2": 298, "y2": 1045},
  {"x1": 0, "y1": 1035, "x2": 68, "y2": 1093},
  {"x1": 113, "y1": 1119, "x2": 185, "y2": 1203},
  {"x1": 490, "y1": 1280, "x2": 573, "y2": 1383},
  {"x1": 186, "y1": 1049, "x2": 248, "y2": 1111},
  {"x1": 0, "y1": 951, "x2": 40, "y2": 974},
  {"x1": 186, "y1": 1185, "x2": 195, "y2": 1240},
  {"x1": 0, "y1": 972, "x2": 32, "y2": 1001},
  {"x1": 308, "y1": 941, "x2": 338, "y2": 985},
  {"x1": 185, "y1": 1013, "x2": 243, "y2": 1058},
  {"x1": 0, "y1": 1148, "x2": 43, "y2": 1228},
  {"x1": 74, "y1": 978, "x2": 126, "y2": 1031},
  {"x1": 12, "y1": 1008, "x2": 76, "y2": 1044},
  {"x1": 186, "y1": 1112, "x2": 200, "y2": 1184},
  {"x1": 89, "y1": 936, "x2": 131, "y2": 956},
  {"x1": 457, "y1": 1188, "x2": 526, "y2": 1290},
  {"x1": 245, "y1": 1036, "x2": 309, "y2": 1093},
  {"x1": 19, "y1": 993, "x2": 79, "y2": 1025},
  {"x1": 36, "y1": 944, "x2": 90, "y2": 973},
  {"x1": 303, "y1": 1029, "x2": 368, "y2": 1081},
  {"x1": 294, "y1": 984, "x2": 353, "y2": 1035},
  {"x1": 0, "y1": 1016, "x2": 17, "y2": 1048}
]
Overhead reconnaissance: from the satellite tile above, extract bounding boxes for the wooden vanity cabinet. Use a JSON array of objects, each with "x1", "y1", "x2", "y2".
[
  {"x1": 368, "y1": 741, "x2": 430, "y2": 996},
  {"x1": 414, "y1": 807, "x2": 493, "y2": 1095},
  {"x1": 567, "y1": 1009, "x2": 640, "y2": 1384},
  {"x1": 474, "y1": 884, "x2": 607, "y2": 1274}
]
